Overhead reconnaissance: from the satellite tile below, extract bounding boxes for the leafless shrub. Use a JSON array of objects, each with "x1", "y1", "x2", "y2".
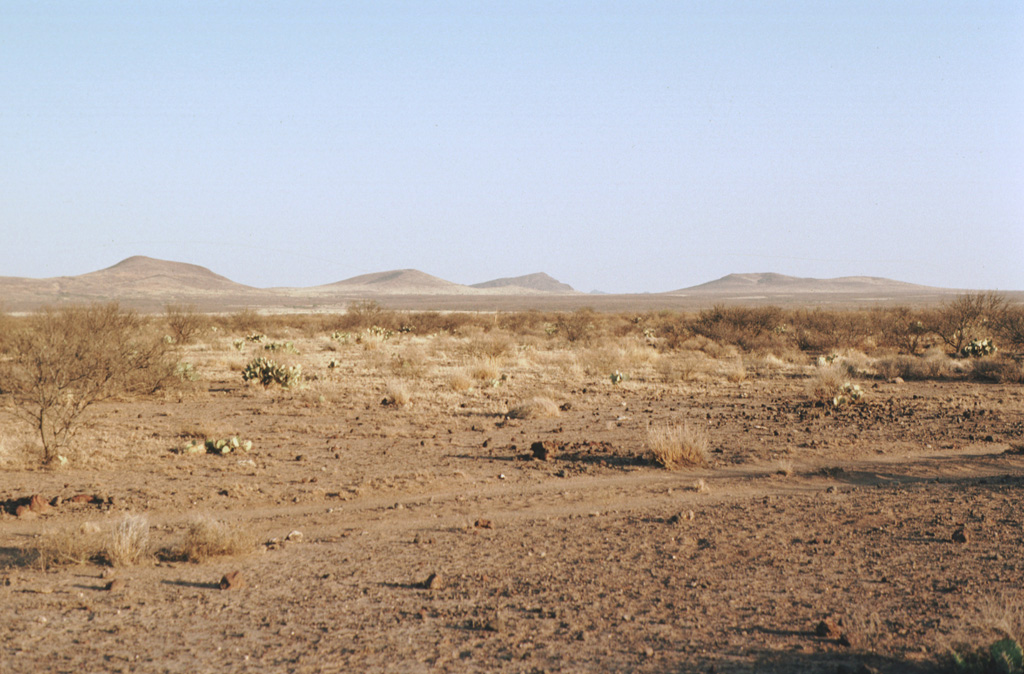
[
  {"x1": 181, "y1": 516, "x2": 255, "y2": 563},
  {"x1": 809, "y1": 364, "x2": 847, "y2": 401},
  {"x1": 507, "y1": 396, "x2": 561, "y2": 419},
  {"x1": 0, "y1": 303, "x2": 176, "y2": 464},
  {"x1": 647, "y1": 423, "x2": 709, "y2": 469},
  {"x1": 164, "y1": 303, "x2": 207, "y2": 345},
  {"x1": 554, "y1": 309, "x2": 597, "y2": 343},
  {"x1": 929, "y1": 292, "x2": 1008, "y2": 355},
  {"x1": 105, "y1": 514, "x2": 151, "y2": 567}
]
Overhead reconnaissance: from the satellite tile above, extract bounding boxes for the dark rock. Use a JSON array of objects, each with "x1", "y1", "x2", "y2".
[
  {"x1": 952, "y1": 527, "x2": 968, "y2": 543},
  {"x1": 219, "y1": 571, "x2": 246, "y2": 590},
  {"x1": 29, "y1": 494, "x2": 51, "y2": 514},
  {"x1": 531, "y1": 441, "x2": 557, "y2": 461}
]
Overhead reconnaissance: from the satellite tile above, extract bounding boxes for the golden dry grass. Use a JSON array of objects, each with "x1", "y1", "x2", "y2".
[
  {"x1": 106, "y1": 514, "x2": 151, "y2": 567},
  {"x1": 647, "y1": 423, "x2": 709, "y2": 469},
  {"x1": 180, "y1": 516, "x2": 255, "y2": 563}
]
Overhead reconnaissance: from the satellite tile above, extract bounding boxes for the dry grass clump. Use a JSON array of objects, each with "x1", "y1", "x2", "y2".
[
  {"x1": 468, "y1": 357, "x2": 502, "y2": 382},
  {"x1": 382, "y1": 380, "x2": 412, "y2": 407},
  {"x1": 506, "y1": 396, "x2": 561, "y2": 420},
  {"x1": 34, "y1": 524, "x2": 105, "y2": 568},
  {"x1": 181, "y1": 516, "x2": 255, "y2": 563},
  {"x1": 647, "y1": 423, "x2": 709, "y2": 469},
  {"x1": 106, "y1": 514, "x2": 151, "y2": 567},
  {"x1": 809, "y1": 364, "x2": 847, "y2": 401},
  {"x1": 447, "y1": 369, "x2": 474, "y2": 392},
  {"x1": 970, "y1": 357, "x2": 1024, "y2": 384}
]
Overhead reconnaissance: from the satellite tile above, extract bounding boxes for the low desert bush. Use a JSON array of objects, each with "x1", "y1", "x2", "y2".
[
  {"x1": 181, "y1": 516, "x2": 255, "y2": 563},
  {"x1": 506, "y1": 396, "x2": 561, "y2": 419},
  {"x1": 382, "y1": 380, "x2": 411, "y2": 407},
  {"x1": 808, "y1": 364, "x2": 863, "y2": 406},
  {"x1": 447, "y1": 369, "x2": 474, "y2": 392},
  {"x1": 164, "y1": 303, "x2": 207, "y2": 345},
  {"x1": 647, "y1": 423, "x2": 709, "y2": 469},
  {"x1": 106, "y1": 514, "x2": 151, "y2": 567},
  {"x1": 0, "y1": 303, "x2": 177, "y2": 464},
  {"x1": 971, "y1": 357, "x2": 1024, "y2": 384},
  {"x1": 34, "y1": 524, "x2": 104, "y2": 568}
]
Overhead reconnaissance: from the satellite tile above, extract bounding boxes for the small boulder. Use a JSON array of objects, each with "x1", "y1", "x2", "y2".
[
  {"x1": 422, "y1": 572, "x2": 443, "y2": 590},
  {"x1": 531, "y1": 441, "x2": 557, "y2": 461},
  {"x1": 104, "y1": 579, "x2": 125, "y2": 592},
  {"x1": 219, "y1": 571, "x2": 246, "y2": 590},
  {"x1": 815, "y1": 617, "x2": 843, "y2": 639},
  {"x1": 29, "y1": 495, "x2": 52, "y2": 514},
  {"x1": 952, "y1": 527, "x2": 968, "y2": 544},
  {"x1": 15, "y1": 505, "x2": 37, "y2": 520}
]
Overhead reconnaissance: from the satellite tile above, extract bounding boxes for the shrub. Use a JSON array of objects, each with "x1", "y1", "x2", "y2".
[
  {"x1": 105, "y1": 515, "x2": 151, "y2": 567},
  {"x1": 242, "y1": 357, "x2": 301, "y2": 388},
  {"x1": 164, "y1": 303, "x2": 207, "y2": 345},
  {"x1": 34, "y1": 524, "x2": 104, "y2": 568},
  {"x1": 930, "y1": 292, "x2": 1008, "y2": 355},
  {"x1": 381, "y1": 380, "x2": 411, "y2": 407},
  {"x1": 0, "y1": 303, "x2": 176, "y2": 465},
  {"x1": 647, "y1": 423, "x2": 709, "y2": 469},
  {"x1": 507, "y1": 396, "x2": 561, "y2": 419},
  {"x1": 181, "y1": 516, "x2": 255, "y2": 563}
]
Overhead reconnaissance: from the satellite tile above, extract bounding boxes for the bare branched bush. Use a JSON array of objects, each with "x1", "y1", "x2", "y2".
[
  {"x1": 995, "y1": 304, "x2": 1024, "y2": 352},
  {"x1": 0, "y1": 303, "x2": 176, "y2": 464},
  {"x1": 164, "y1": 303, "x2": 207, "y2": 345},
  {"x1": 647, "y1": 423, "x2": 709, "y2": 469},
  {"x1": 555, "y1": 309, "x2": 597, "y2": 344},
  {"x1": 181, "y1": 516, "x2": 255, "y2": 563},
  {"x1": 929, "y1": 292, "x2": 1008, "y2": 355},
  {"x1": 106, "y1": 514, "x2": 151, "y2": 567}
]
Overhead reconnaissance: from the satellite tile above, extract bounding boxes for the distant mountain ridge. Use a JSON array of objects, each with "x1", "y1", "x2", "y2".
[{"x1": 0, "y1": 257, "x2": 980, "y2": 312}]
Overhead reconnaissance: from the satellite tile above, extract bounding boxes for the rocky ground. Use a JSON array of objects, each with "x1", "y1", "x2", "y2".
[{"x1": 2, "y1": 336, "x2": 1023, "y2": 673}]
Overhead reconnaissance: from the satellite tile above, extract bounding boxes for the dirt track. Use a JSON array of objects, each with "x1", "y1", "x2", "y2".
[{"x1": 2, "y1": 350, "x2": 1023, "y2": 673}]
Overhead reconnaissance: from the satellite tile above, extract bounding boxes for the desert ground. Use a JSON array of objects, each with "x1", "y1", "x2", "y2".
[{"x1": 2, "y1": 305, "x2": 1023, "y2": 673}]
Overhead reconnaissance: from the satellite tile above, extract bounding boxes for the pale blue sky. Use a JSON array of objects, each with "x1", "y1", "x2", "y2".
[{"x1": 2, "y1": 1, "x2": 1022, "y2": 292}]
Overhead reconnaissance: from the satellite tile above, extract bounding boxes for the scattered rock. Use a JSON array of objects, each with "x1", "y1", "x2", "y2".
[
  {"x1": 474, "y1": 519, "x2": 493, "y2": 529},
  {"x1": 667, "y1": 511, "x2": 695, "y2": 524},
  {"x1": 286, "y1": 530, "x2": 304, "y2": 542},
  {"x1": 104, "y1": 579, "x2": 125, "y2": 592},
  {"x1": 29, "y1": 495, "x2": 51, "y2": 514},
  {"x1": 69, "y1": 494, "x2": 99, "y2": 504},
  {"x1": 952, "y1": 527, "x2": 968, "y2": 543},
  {"x1": 421, "y1": 572, "x2": 443, "y2": 590},
  {"x1": 15, "y1": 505, "x2": 37, "y2": 520},
  {"x1": 815, "y1": 617, "x2": 843, "y2": 639},
  {"x1": 531, "y1": 441, "x2": 557, "y2": 461},
  {"x1": 219, "y1": 571, "x2": 246, "y2": 590}
]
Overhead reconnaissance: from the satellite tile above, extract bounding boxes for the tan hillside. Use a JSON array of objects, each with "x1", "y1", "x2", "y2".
[
  {"x1": 471, "y1": 272, "x2": 577, "y2": 293},
  {"x1": 312, "y1": 269, "x2": 475, "y2": 295}
]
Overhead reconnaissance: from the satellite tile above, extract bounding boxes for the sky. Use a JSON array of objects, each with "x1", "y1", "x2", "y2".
[{"x1": 2, "y1": 1, "x2": 1022, "y2": 293}]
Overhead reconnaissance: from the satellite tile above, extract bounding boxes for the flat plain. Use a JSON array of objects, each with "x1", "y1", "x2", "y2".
[{"x1": 2, "y1": 300, "x2": 1024, "y2": 674}]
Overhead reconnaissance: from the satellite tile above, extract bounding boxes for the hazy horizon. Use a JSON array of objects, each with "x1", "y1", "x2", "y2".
[{"x1": 3, "y1": 2, "x2": 1022, "y2": 293}]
